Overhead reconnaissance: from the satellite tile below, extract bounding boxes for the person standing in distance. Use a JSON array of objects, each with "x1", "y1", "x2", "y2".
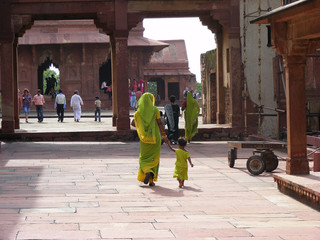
[
  {"x1": 33, "y1": 89, "x2": 45, "y2": 123},
  {"x1": 70, "y1": 90, "x2": 84, "y2": 122},
  {"x1": 54, "y1": 89, "x2": 66, "y2": 122}
]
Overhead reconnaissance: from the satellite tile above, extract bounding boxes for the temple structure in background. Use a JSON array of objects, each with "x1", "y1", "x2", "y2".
[{"x1": 17, "y1": 20, "x2": 195, "y2": 110}]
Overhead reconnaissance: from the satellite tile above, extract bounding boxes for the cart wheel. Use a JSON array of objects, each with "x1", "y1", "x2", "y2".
[
  {"x1": 228, "y1": 149, "x2": 235, "y2": 168},
  {"x1": 246, "y1": 155, "x2": 265, "y2": 175},
  {"x1": 265, "y1": 154, "x2": 278, "y2": 172}
]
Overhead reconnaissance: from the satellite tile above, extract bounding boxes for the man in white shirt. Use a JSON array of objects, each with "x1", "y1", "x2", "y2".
[
  {"x1": 54, "y1": 89, "x2": 66, "y2": 122},
  {"x1": 70, "y1": 90, "x2": 84, "y2": 122},
  {"x1": 101, "y1": 81, "x2": 107, "y2": 93}
]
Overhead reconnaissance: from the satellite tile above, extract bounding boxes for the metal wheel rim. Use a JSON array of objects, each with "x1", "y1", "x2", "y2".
[{"x1": 249, "y1": 158, "x2": 263, "y2": 171}]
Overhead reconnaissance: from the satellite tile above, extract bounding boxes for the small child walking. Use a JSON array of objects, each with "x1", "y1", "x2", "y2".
[
  {"x1": 94, "y1": 96, "x2": 102, "y2": 122},
  {"x1": 169, "y1": 137, "x2": 194, "y2": 188}
]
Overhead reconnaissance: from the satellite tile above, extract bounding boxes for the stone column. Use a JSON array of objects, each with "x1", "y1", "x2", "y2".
[
  {"x1": 110, "y1": 37, "x2": 118, "y2": 127},
  {"x1": 283, "y1": 55, "x2": 309, "y2": 175},
  {"x1": 1, "y1": 41, "x2": 15, "y2": 133},
  {"x1": 110, "y1": 0, "x2": 130, "y2": 130},
  {"x1": 13, "y1": 40, "x2": 19, "y2": 129},
  {"x1": 110, "y1": 34, "x2": 130, "y2": 130},
  {"x1": 215, "y1": 31, "x2": 225, "y2": 124},
  {"x1": 165, "y1": 79, "x2": 168, "y2": 102},
  {"x1": 0, "y1": 2, "x2": 15, "y2": 133},
  {"x1": 229, "y1": 37, "x2": 243, "y2": 126}
]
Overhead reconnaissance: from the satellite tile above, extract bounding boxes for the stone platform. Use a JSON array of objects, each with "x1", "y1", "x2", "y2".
[
  {"x1": 0, "y1": 141, "x2": 319, "y2": 240},
  {"x1": 0, "y1": 109, "x2": 239, "y2": 141},
  {"x1": 273, "y1": 172, "x2": 320, "y2": 211}
]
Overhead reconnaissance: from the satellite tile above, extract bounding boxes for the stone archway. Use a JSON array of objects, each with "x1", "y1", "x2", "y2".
[
  {"x1": 168, "y1": 82, "x2": 180, "y2": 101},
  {"x1": 147, "y1": 78, "x2": 165, "y2": 101},
  {"x1": 99, "y1": 59, "x2": 112, "y2": 87},
  {"x1": 38, "y1": 57, "x2": 59, "y2": 95}
]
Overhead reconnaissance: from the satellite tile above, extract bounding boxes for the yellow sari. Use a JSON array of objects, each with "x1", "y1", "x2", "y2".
[
  {"x1": 185, "y1": 92, "x2": 200, "y2": 141},
  {"x1": 134, "y1": 93, "x2": 161, "y2": 183}
]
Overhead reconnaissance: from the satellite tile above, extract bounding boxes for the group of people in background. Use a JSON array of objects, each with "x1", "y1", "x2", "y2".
[
  {"x1": 129, "y1": 78, "x2": 144, "y2": 109},
  {"x1": 20, "y1": 88, "x2": 45, "y2": 123},
  {"x1": 19, "y1": 88, "x2": 87, "y2": 123}
]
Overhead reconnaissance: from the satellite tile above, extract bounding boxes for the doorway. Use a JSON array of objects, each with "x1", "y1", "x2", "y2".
[
  {"x1": 168, "y1": 82, "x2": 180, "y2": 100},
  {"x1": 38, "y1": 57, "x2": 60, "y2": 95},
  {"x1": 99, "y1": 59, "x2": 112, "y2": 87}
]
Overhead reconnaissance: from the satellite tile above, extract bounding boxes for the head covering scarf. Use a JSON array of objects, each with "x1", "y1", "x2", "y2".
[
  {"x1": 134, "y1": 93, "x2": 157, "y2": 144},
  {"x1": 134, "y1": 92, "x2": 161, "y2": 183},
  {"x1": 185, "y1": 92, "x2": 200, "y2": 141}
]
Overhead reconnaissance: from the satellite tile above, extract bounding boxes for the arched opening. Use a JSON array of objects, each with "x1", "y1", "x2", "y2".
[
  {"x1": 99, "y1": 59, "x2": 112, "y2": 87},
  {"x1": 147, "y1": 78, "x2": 165, "y2": 105},
  {"x1": 168, "y1": 82, "x2": 180, "y2": 100},
  {"x1": 38, "y1": 57, "x2": 60, "y2": 96}
]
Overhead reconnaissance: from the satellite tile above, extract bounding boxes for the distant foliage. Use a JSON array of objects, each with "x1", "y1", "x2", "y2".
[
  {"x1": 147, "y1": 81, "x2": 157, "y2": 98},
  {"x1": 196, "y1": 82, "x2": 202, "y2": 98},
  {"x1": 43, "y1": 69, "x2": 60, "y2": 93}
]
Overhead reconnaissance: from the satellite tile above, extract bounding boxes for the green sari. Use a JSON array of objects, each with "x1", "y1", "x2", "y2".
[
  {"x1": 134, "y1": 93, "x2": 161, "y2": 183},
  {"x1": 185, "y1": 92, "x2": 200, "y2": 141}
]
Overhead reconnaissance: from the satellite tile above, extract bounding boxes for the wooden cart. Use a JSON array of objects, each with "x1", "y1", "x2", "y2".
[{"x1": 227, "y1": 141, "x2": 287, "y2": 175}]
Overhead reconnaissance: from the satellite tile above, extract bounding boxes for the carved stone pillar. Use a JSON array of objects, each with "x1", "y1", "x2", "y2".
[
  {"x1": 110, "y1": 0, "x2": 130, "y2": 130},
  {"x1": 13, "y1": 40, "x2": 19, "y2": 129},
  {"x1": 0, "y1": 2, "x2": 15, "y2": 133},
  {"x1": 229, "y1": 37, "x2": 243, "y2": 126},
  {"x1": 283, "y1": 55, "x2": 309, "y2": 174},
  {"x1": 165, "y1": 79, "x2": 168, "y2": 102},
  {"x1": 1, "y1": 41, "x2": 16, "y2": 133},
  {"x1": 215, "y1": 31, "x2": 225, "y2": 124},
  {"x1": 110, "y1": 37, "x2": 118, "y2": 127},
  {"x1": 110, "y1": 34, "x2": 130, "y2": 130}
]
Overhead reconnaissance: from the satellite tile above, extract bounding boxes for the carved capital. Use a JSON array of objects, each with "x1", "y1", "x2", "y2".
[
  {"x1": 95, "y1": 13, "x2": 115, "y2": 35},
  {"x1": 199, "y1": 16, "x2": 222, "y2": 34},
  {"x1": 12, "y1": 15, "x2": 33, "y2": 38}
]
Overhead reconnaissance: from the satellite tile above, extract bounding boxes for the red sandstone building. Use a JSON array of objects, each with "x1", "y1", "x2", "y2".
[{"x1": 17, "y1": 20, "x2": 195, "y2": 110}]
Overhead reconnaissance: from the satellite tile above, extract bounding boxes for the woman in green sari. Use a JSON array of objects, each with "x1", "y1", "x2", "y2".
[
  {"x1": 182, "y1": 92, "x2": 200, "y2": 142},
  {"x1": 131, "y1": 93, "x2": 170, "y2": 186}
]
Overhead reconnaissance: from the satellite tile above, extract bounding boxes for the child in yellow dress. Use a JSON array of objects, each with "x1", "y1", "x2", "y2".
[{"x1": 169, "y1": 137, "x2": 194, "y2": 188}]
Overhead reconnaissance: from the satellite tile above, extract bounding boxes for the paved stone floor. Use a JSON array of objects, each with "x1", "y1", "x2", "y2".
[{"x1": 0, "y1": 140, "x2": 319, "y2": 240}]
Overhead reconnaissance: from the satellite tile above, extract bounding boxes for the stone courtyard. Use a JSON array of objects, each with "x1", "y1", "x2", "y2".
[{"x1": 0, "y1": 137, "x2": 319, "y2": 240}]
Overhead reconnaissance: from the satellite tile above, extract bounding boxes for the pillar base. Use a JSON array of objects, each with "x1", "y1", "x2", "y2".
[
  {"x1": 216, "y1": 112, "x2": 225, "y2": 124},
  {"x1": 2, "y1": 120, "x2": 15, "y2": 133},
  {"x1": 116, "y1": 117, "x2": 130, "y2": 130},
  {"x1": 112, "y1": 115, "x2": 117, "y2": 127},
  {"x1": 286, "y1": 157, "x2": 310, "y2": 175},
  {"x1": 14, "y1": 116, "x2": 20, "y2": 129}
]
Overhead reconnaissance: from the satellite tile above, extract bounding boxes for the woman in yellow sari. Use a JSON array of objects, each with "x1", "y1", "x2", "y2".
[
  {"x1": 182, "y1": 92, "x2": 200, "y2": 142},
  {"x1": 131, "y1": 93, "x2": 170, "y2": 186}
]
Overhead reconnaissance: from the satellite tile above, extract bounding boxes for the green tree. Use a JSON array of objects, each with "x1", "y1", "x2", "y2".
[
  {"x1": 43, "y1": 69, "x2": 60, "y2": 93},
  {"x1": 147, "y1": 81, "x2": 157, "y2": 98},
  {"x1": 196, "y1": 82, "x2": 202, "y2": 98}
]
